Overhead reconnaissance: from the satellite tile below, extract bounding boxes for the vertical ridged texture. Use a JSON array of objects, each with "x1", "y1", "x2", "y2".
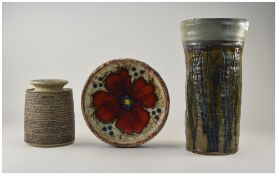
[
  {"x1": 24, "y1": 89, "x2": 75, "y2": 147},
  {"x1": 185, "y1": 41, "x2": 243, "y2": 155}
]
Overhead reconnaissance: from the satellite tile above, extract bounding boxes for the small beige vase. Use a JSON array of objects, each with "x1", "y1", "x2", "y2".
[{"x1": 24, "y1": 79, "x2": 75, "y2": 147}]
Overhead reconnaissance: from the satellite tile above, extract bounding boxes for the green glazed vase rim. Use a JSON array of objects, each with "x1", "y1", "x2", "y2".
[{"x1": 180, "y1": 18, "x2": 249, "y2": 42}]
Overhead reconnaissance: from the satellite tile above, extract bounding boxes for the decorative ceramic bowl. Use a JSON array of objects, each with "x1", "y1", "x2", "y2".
[{"x1": 81, "y1": 58, "x2": 170, "y2": 147}]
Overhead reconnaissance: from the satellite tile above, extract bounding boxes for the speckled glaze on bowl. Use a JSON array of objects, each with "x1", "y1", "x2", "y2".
[{"x1": 81, "y1": 58, "x2": 170, "y2": 147}]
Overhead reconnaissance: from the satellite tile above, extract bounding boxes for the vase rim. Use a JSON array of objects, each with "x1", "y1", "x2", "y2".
[
  {"x1": 30, "y1": 79, "x2": 68, "y2": 92},
  {"x1": 181, "y1": 18, "x2": 248, "y2": 23},
  {"x1": 180, "y1": 18, "x2": 249, "y2": 42}
]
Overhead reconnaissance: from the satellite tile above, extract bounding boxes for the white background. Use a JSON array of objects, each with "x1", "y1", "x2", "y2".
[{"x1": 3, "y1": 2, "x2": 275, "y2": 173}]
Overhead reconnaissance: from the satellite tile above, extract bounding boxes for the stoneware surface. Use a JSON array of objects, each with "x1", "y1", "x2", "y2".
[
  {"x1": 184, "y1": 41, "x2": 244, "y2": 155},
  {"x1": 181, "y1": 18, "x2": 249, "y2": 155},
  {"x1": 81, "y1": 58, "x2": 170, "y2": 147},
  {"x1": 3, "y1": 2, "x2": 274, "y2": 172},
  {"x1": 30, "y1": 79, "x2": 68, "y2": 92},
  {"x1": 24, "y1": 79, "x2": 75, "y2": 147}
]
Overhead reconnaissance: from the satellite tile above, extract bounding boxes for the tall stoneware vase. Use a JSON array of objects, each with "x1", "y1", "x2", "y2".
[{"x1": 180, "y1": 18, "x2": 249, "y2": 155}]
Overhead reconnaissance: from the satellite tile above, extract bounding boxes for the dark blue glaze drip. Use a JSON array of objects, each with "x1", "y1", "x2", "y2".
[
  {"x1": 208, "y1": 67, "x2": 220, "y2": 152},
  {"x1": 191, "y1": 49, "x2": 220, "y2": 152},
  {"x1": 222, "y1": 49, "x2": 234, "y2": 153},
  {"x1": 191, "y1": 50, "x2": 200, "y2": 151},
  {"x1": 185, "y1": 42, "x2": 243, "y2": 154}
]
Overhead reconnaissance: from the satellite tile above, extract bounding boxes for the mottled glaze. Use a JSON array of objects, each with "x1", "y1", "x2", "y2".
[
  {"x1": 181, "y1": 18, "x2": 249, "y2": 155},
  {"x1": 184, "y1": 41, "x2": 243, "y2": 154},
  {"x1": 81, "y1": 58, "x2": 170, "y2": 147}
]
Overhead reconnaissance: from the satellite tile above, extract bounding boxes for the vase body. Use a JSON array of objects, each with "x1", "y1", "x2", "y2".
[
  {"x1": 181, "y1": 18, "x2": 249, "y2": 155},
  {"x1": 24, "y1": 79, "x2": 75, "y2": 147}
]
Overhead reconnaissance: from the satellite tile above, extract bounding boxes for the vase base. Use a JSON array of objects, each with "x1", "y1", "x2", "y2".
[
  {"x1": 26, "y1": 140, "x2": 74, "y2": 148},
  {"x1": 187, "y1": 147, "x2": 238, "y2": 155}
]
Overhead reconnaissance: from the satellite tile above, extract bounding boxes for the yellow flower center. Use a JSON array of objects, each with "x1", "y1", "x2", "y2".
[
  {"x1": 123, "y1": 98, "x2": 132, "y2": 106},
  {"x1": 121, "y1": 95, "x2": 135, "y2": 110}
]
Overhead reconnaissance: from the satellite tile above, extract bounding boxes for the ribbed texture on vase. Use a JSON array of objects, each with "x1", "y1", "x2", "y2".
[{"x1": 24, "y1": 88, "x2": 75, "y2": 147}]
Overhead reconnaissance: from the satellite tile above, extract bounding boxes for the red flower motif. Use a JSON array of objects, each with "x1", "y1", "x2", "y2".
[{"x1": 92, "y1": 69, "x2": 157, "y2": 134}]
